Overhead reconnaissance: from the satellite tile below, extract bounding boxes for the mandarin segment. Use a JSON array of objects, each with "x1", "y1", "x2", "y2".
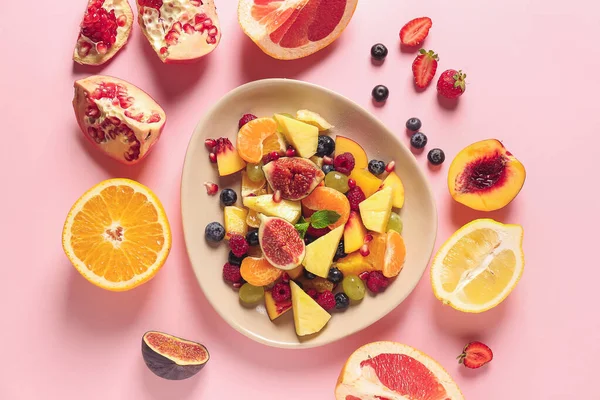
[
  {"x1": 301, "y1": 186, "x2": 350, "y2": 229},
  {"x1": 240, "y1": 257, "x2": 283, "y2": 287},
  {"x1": 237, "y1": 117, "x2": 279, "y2": 163}
]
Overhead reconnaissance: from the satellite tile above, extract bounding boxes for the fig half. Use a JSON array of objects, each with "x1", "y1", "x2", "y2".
[
  {"x1": 262, "y1": 157, "x2": 325, "y2": 201},
  {"x1": 142, "y1": 331, "x2": 209, "y2": 380},
  {"x1": 259, "y1": 215, "x2": 306, "y2": 270}
]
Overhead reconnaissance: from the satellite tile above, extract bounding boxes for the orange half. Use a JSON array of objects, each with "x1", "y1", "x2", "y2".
[{"x1": 237, "y1": 117, "x2": 278, "y2": 163}]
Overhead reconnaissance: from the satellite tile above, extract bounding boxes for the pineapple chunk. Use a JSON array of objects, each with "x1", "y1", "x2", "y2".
[
  {"x1": 224, "y1": 206, "x2": 249, "y2": 239},
  {"x1": 290, "y1": 281, "x2": 331, "y2": 336},
  {"x1": 242, "y1": 195, "x2": 301, "y2": 224},
  {"x1": 273, "y1": 114, "x2": 318, "y2": 158},
  {"x1": 302, "y1": 225, "x2": 345, "y2": 278},
  {"x1": 358, "y1": 187, "x2": 393, "y2": 233}
]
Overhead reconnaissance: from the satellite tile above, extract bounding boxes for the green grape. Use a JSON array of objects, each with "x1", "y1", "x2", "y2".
[
  {"x1": 239, "y1": 283, "x2": 265, "y2": 304},
  {"x1": 342, "y1": 275, "x2": 366, "y2": 301},
  {"x1": 324, "y1": 171, "x2": 349, "y2": 193},
  {"x1": 387, "y1": 212, "x2": 403, "y2": 234},
  {"x1": 246, "y1": 162, "x2": 265, "y2": 182}
]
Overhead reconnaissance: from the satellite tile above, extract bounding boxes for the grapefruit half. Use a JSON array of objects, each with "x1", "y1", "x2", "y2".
[
  {"x1": 238, "y1": 0, "x2": 359, "y2": 60},
  {"x1": 335, "y1": 342, "x2": 464, "y2": 400}
]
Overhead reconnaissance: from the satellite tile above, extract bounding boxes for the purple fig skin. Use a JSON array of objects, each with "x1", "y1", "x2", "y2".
[
  {"x1": 142, "y1": 331, "x2": 209, "y2": 380},
  {"x1": 262, "y1": 157, "x2": 325, "y2": 201}
]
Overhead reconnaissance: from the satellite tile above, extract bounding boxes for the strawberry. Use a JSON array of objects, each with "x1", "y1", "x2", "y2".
[
  {"x1": 400, "y1": 17, "x2": 433, "y2": 46},
  {"x1": 457, "y1": 341, "x2": 493, "y2": 369},
  {"x1": 412, "y1": 49, "x2": 439, "y2": 88},
  {"x1": 437, "y1": 69, "x2": 467, "y2": 99}
]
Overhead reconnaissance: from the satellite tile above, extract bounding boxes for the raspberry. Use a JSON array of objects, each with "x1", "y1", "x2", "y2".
[
  {"x1": 306, "y1": 288, "x2": 318, "y2": 299},
  {"x1": 316, "y1": 290, "x2": 336, "y2": 311},
  {"x1": 271, "y1": 282, "x2": 291, "y2": 302},
  {"x1": 222, "y1": 263, "x2": 242, "y2": 283},
  {"x1": 238, "y1": 113, "x2": 257, "y2": 129},
  {"x1": 366, "y1": 271, "x2": 390, "y2": 293},
  {"x1": 346, "y1": 186, "x2": 366, "y2": 211},
  {"x1": 334, "y1": 152, "x2": 356, "y2": 175},
  {"x1": 229, "y1": 234, "x2": 249, "y2": 257}
]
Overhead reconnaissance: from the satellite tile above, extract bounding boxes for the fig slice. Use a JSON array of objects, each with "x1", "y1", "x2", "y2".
[
  {"x1": 259, "y1": 215, "x2": 306, "y2": 270},
  {"x1": 262, "y1": 157, "x2": 325, "y2": 201},
  {"x1": 142, "y1": 331, "x2": 209, "y2": 380}
]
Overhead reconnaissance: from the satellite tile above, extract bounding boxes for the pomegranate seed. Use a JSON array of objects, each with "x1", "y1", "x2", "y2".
[
  {"x1": 286, "y1": 147, "x2": 296, "y2": 157},
  {"x1": 190, "y1": 0, "x2": 201, "y2": 6},
  {"x1": 203, "y1": 182, "x2": 218, "y2": 195},
  {"x1": 209, "y1": 152, "x2": 217, "y2": 163},
  {"x1": 232, "y1": 282, "x2": 243, "y2": 289},
  {"x1": 207, "y1": 36, "x2": 217, "y2": 44},
  {"x1": 360, "y1": 244, "x2": 370, "y2": 257},
  {"x1": 359, "y1": 271, "x2": 370, "y2": 281},
  {"x1": 273, "y1": 190, "x2": 282, "y2": 203},
  {"x1": 205, "y1": 138, "x2": 216, "y2": 149},
  {"x1": 117, "y1": 15, "x2": 127, "y2": 27},
  {"x1": 147, "y1": 113, "x2": 161, "y2": 123},
  {"x1": 159, "y1": 47, "x2": 168, "y2": 55},
  {"x1": 183, "y1": 23, "x2": 195, "y2": 34},
  {"x1": 364, "y1": 234, "x2": 373, "y2": 243},
  {"x1": 323, "y1": 156, "x2": 333, "y2": 165},
  {"x1": 385, "y1": 161, "x2": 396, "y2": 173},
  {"x1": 172, "y1": 22, "x2": 183, "y2": 33},
  {"x1": 78, "y1": 41, "x2": 92, "y2": 57},
  {"x1": 96, "y1": 42, "x2": 108, "y2": 54},
  {"x1": 269, "y1": 151, "x2": 280, "y2": 161},
  {"x1": 282, "y1": 273, "x2": 290, "y2": 283},
  {"x1": 348, "y1": 179, "x2": 356, "y2": 189}
]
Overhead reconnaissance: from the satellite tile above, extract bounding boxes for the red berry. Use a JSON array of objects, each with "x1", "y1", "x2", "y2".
[
  {"x1": 334, "y1": 153, "x2": 356, "y2": 175},
  {"x1": 366, "y1": 271, "x2": 390, "y2": 293},
  {"x1": 458, "y1": 341, "x2": 493, "y2": 369},
  {"x1": 316, "y1": 290, "x2": 336, "y2": 311},
  {"x1": 385, "y1": 161, "x2": 396, "y2": 172},
  {"x1": 281, "y1": 272, "x2": 290, "y2": 283},
  {"x1": 222, "y1": 263, "x2": 242, "y2": 283},
  {"x1": 306, "y1": 288, "x2": 318, "y2": 299},
  {"x1": 437, "y1": 69, "x2": 467, "y2": 99},
  {"x1": 400, "y1": 17, "x2": 433, "y2": 46},
  {"x1": 269, "y1": 151, "x2": 280, "y2": 162},
  {"x1": 348, "y1": 179, "x2": 356, "y2": 189},
  {"x1": 238, "y1": 113, "x2": 257, "y2": 129},
  {"x1": 412, "y1": 49, "x2": 439, "y2": 88},
  {"x1": 346, "y1": 186, "x2": 366, "y2": 211},
  {"x1": 209, "y1": 152, "x2": 217, "y2": 163},
  {"x1": 229, "y1": 234, "x2": 249, "y2": 257},
  {"x1": 364, "y1": 234, "x2": 373, "y2": 243},
  {"x1": 359, "y1": 244, "x2": 370, "y2": 257},
  {"x1": 358, "y1": 271, "x2": 370, "y2": 281},
  {"x1": 286, "y1": 146, "x2": 296, "y2": 157},
  {"x1": 271, "y1": 282, "x2": 291, "y2": 302},
  {"x1": 203, "y1": 181, "x2": 218, "y2": 195},
  {"x1": 205, "y1": 138, "x2": 216, "y2": 149}
]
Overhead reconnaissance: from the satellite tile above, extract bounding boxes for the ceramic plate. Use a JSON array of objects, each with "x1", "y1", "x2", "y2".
[{"x1": 181, "y1": 79, "x2": 437, "y2": 349}]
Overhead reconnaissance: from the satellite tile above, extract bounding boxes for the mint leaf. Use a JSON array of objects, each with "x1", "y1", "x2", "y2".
[
  {"x1": 294, "y1": 217, "x2": 310, "y2": 239},
  {"x1": 310, "y1": 210, "x2": 341, "y2": 229}
]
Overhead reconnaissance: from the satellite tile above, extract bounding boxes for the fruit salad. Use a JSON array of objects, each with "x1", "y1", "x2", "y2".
[{"x1": 204, "y1": 110, "x2": 407, "y2": 337}]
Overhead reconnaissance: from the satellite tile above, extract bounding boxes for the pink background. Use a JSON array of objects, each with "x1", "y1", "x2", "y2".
[{"x1": 1, "y1": 0, "x2": 599, "y2": 398}]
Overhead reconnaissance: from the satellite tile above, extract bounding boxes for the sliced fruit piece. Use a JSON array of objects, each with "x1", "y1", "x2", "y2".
[
  {"x1": 348, "y1": 169, "x2": 382, "y2": 198},
  {"x1": 290, "y1": 281, "x2": 331, "y2": 336},
  {"x1": 287, "y1": 265, "x2": 304, "y2": 280},
  {"x1": 62, "y1": 178, "x2": 171, "y2": 291},
  {"x1": 237, "y1": 117, "x2": 279, "y2": 163},
  {"x1": 303, "y1": 225, "x2": 345, "y2": 278},
  {"x1": 431, "y1": 219, "x2": 525, "y2": 313},
  {"x1": 73, "y1": 75, "x2": 167, "y2": 165},
  {"x1": 335, "y1": 252, "x2": 377, "y2": 276},
  {"x1": 296, "y1": 110, "x2": 334, "y2": 131},
  {"x1": 335, "y1": 341, "x2": 464, "y2": 400},
  {"x1": 383, "y1": 230, "x2": 406, "y2": 278},
  {"x1": 273, "y1": 114, "x2": 319, "y2": 158},
  {"x1": 458, "y1": 341, "x2": 493, "y2": 369},
  {"x1": 240, "y1": 256, "x2": 283, "y2": 286},
  {"x1": 264, "y1": 290, "x2": 292, "y2": 321},
  {"x1": 241, "y1": 171, "x2": 267, "y2": 197},
  {"x1": 262, "y1": 157, "x2": 325, "y2": 201},
  {"x1": 448, "y1": 139, "x2": 526, "y2": 212},
  {"x1": 310, "y1": 155, "x2": 324, "y2": 168},
  {"x1": 334, "y1": 136, "x2": 368, "y2": 169},
  {"x1": 301, "y1": 186, "x2": 350, "y2": 229},
  {"x1": 344, "y1": 211, "x2": 367, "y2": 254},
  {"x1": 261, "y1": 131, "x2": 287, "y2": 155},
  {"x1": 214, "y1": 137, "x2": 246, "y2": 176},
  {"x1": 399, "y1": 17, "x2": 433, "y2": 46},
  {"x1": 223, "y1": 206, "x2": 248, "y2": 240},
  {"x1": 238, "y1": 0, "x2": 358, "y2": 60},
  {"x1": 412, "y1": 49, "x2": 439, "y2": 88},
  {"x1": 243, "y1": 195, "x2": 301, "y2": 224},
  {"x1": 297, "y1": 276, "x2": 335, "y2": 293},
  {"x1": 142, "y1": 331, "x2": 209, "y2": 381},
  {"x1": 73, "y1": 0, "x2": 134, "y2": 66},
  {"x1": 137, "y1": 0, "x2": 221, "y2": 63},
  {"x1": 246, "y1": 209, "x2": 261, "y2": 228},
  {"x1": 380, "y1": 171, "x2": 405, "y2": 208},
  {"x1": 358, "y1": 187, "x2": 393, "y2": 233},
  {"x1": 258, "y1": 216, "x2": 306, "y2": 270}
]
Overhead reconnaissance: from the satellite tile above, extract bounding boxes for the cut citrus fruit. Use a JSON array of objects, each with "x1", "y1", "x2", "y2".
[
  {"x1": 335, "y1": 341, "x2": 464, "y2": 400},
  {"x1": 238, "y1": 0, "x2": 359, "y2": 60},
  {"x1": 261, "y1": 131, "x2": 287, "y2": 155},
  {"x1": 62, "y1": 178, "x2": 171, "y2": 291},
  {"x1": 383, "y1": 230, "x2": 406, "y2": 278},
  {"x1": 430, "y1": 219, "x2": 524, "y2": 313},
  {"x1": 237, "y1": 117, "x2": 279, "y2": 163},
  {"x1": 301, "y1": 186, "x2": 350, "y2": 229},
  {"x1": 240, "y1": 257, "x2": 283, "y2": 286}
]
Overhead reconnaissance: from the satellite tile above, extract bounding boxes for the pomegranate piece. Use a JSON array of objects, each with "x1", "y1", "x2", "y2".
[
  {"x1": 73, "y1": 0, "x2": 134, "y2": 66},
  {"x1": 136, "y1": 0, "x2": 221, "y2": 63},
  {"x1": 72, "y1": 75, "x2": 167, "y2": 165}
]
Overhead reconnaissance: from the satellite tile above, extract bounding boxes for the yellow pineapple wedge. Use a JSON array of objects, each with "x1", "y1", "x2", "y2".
[
  {"x1": 290, "y1": 281, "x2": 331, "y2": 336},
  {"x1": 302, "y1": 225, "x2": 345, "y2": 278},
  {"x1": 273, "y1": 114, "x2": 318, "y2": 158},
  {"x1": 380, "y1": 171, "x2": 405, "y2": 208},
  {"x1": 296, "y1": 109, "x2": 334, "y2": 131},
  {"x1": 243, "y1": 195, "x2": 301, "y2": 224},
  {"x1": 224, "y1": 206, "x2": 248, "y2": 239},
  {"x1": 358, "y1": 187, "x2": 393, "y2": 233}
]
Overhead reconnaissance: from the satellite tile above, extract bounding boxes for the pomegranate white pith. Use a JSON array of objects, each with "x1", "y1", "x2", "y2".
[
  {"x1": 72, "y1": 76, "x2": 166, "y2": 165},
  {"x1": 73, "y1": 0, "x2": 133, "y2": 66},
  {"x1": 136, "y1": 0, "x2": 221, "y2": 63}
]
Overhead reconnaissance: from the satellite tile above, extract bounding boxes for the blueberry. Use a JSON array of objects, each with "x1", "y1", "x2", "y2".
[
  {"x1": 220, "y1": 189, "x2": 237, "y2": 206},
  {"x1": 328, "y1": 267, "x2": 344, "y2": 285},
  {"x1": 316, "y1": 136, "x2": 335, "y2": 157},
  {"x1": 246, "y1": 230, "x2": 259, "y2": 247},
  {"x1": 205, "y1": 222, "x2": 225, "y2": 242},
  {"x1": 427, "y1": 148, "x2": 446, "y2": 165},
  {"x1": 371, "y1": 43, "x2": 388, "y2": 61},
  {"x1": 304, "y1": 235, "x2": 316, "y2": 245},
  {"x1": 335, "y1": 292, "x2": 350, "y2": 310},
  {"x1": 406, "y1": 117, "x2": 422, "y2": 131},
  {"x1": 372, "y1": 85, "x2": 389, "y2": 102},
  {"x1": 304, "y1": 270, "x2": 316, "y2": 280},
  {"x1": 368, "y1": 160, "x2": 386, "y2": 176},
  {"x1": 322, "y1": 164, "x2": 335, "y2": 174},
  {"x1": 334, "y1": 240, "x2": 347, "y2": 260},
  {"x1": 410, "y1": 132, "x2": 428, "y2": 149},
  {"x1": 228, "y1": 250, "x2": 247, "y2": 266}
]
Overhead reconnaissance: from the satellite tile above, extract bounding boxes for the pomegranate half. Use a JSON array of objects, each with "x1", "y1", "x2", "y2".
[
  {"x1": 73, "y1": 75, "x2": 167, "y2": 165},
  {"x1": 136, "y1": 0, "x2": 222, "y2": 63},
  {"x1": 73, "y1": 0, "x2": 134, "y2": 66}
]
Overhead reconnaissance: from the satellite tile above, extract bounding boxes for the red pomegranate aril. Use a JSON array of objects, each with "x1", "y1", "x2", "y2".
[
  {"x1": 78, "y1": 42, "x2": 92, "y2": 57},
  {"x1": 117, "y1": 15, "x2": 127, "y2": 26},
  {"x1": 281, "y1": 273, "x2": 290, "y2": 283},
  {"x1": 96, "y1": 43, "x2": 108, "y2": 54},
  {"x1": 286, "y1": 147, "x2": 296, "y2": 157},
  {"x1": 204, "y1": 182, "x2": 219, "y2": 195},
  {"x1": 232, "y1": 282, "x2": 243, "y2": 289},
  {"x1": 323, "y1": 156, "x2": 333, "y2": 165},
  {"x1": 147, "y1": 113, "x2": 161, "y2": 123},
  {"x1": 348, "y1": 179, "x2": 356, "y2": 189},
  {"x1": 106, "y1": 116, "x2": 121, "y2": 126},
  {"x1": 273, "y1": 190, "x2": 282, "y2": 203},
  {"x1": 386, "y1": 161, "x2": 396, "y2": 172},
  {"x1": 190, "y1": 0, "x2": 201, "y2": 6},
  {"x1": 269, "y1": 151, "x2": 280, "y2": 161},
  {"x1": 359, "y1": 271, "x2": 370, "y2": 281},
  {"x1": 173, "y1": 22, "x2": 183, "y2": 33},
  {"x1": 364, "y1": 234, "x2": 373, "y2": 243},
  {"x1": 183, "y1": 23, "x2": 195, "y2": 34},
  {"x1": 160, "y1": 47, "x2": 168, "y2": 55},
  {"x1": 360, "y1": 244, "x2": 370, "y2": 257},
  {"x1": 209, "y1": 153, "x2": 217, "y2": 163},
  {"x1": 205, "y1": 138, "x2": 217, "y2": 149},
  {"x1": 195, "y1": 13, "x2": 207, "y2": 24},
  {"x1": 125, "y1": 110, "x2": 144, "y2": 122}
]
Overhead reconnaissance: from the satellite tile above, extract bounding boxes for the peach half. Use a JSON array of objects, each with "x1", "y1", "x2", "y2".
[{"x1": 448, "y1": 139, "x2": 526, "y2": 212}]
